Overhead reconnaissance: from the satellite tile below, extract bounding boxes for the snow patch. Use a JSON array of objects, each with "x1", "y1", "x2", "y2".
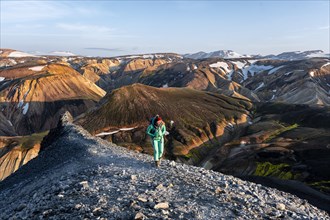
[
  {"x1": 227, "y1": 70, "x2": 234, "y2": 81},
  {"x1": 232, "y1": 61, "x2": 246, "y2": 69},
  {"x1": 95, "y1": 126, "x2": 137, "y2": 137},
  {"x1": 50, "y1": 51, "x2": 76, "y2": 56},
  {"x1": 271, "y1": 95, "x2": 276, "y2": 100},
  {"x1": 7, "y1": 120, "x2": 13, "y2": 127},
  {"x1": 95, "y1": 131, "x2": 119, "y2": 136},
  {"x1": 29, "y1": 66, "x2": 45, "y2": 71},
  {"x1": 240, "y1": 64, "x2": 273, "y2": 80},
  {"x1": 143, "y1": 54, "x2": 155, "y2": 59},
  {"x1": 309, "y1": 71, "x2": 315, "y2": 77},
  {"x1": 126, "y1": 55, "x2": 140, "y2": 59},
  {"x1": 193, "y1": 64, "x2": 198, "y2": 70},
  {"x1": 307, "y1": 52, "x2": 329, "y2": 58},
  {"x1": 9, "y1": 59, "x2": 17, "y2": 65},
  {"x1": 210, "y1": 62, "x2": 231, "y2": 72},
  {"x1": 22, "y1": 103, "x2": 29, "y2": 115},
  {"x1": 8, "y1": 51, "x2": 36, "y2": 58},
  {"x1": 284, "y1": 71, "x2": 293, "y2": 76},
  {"x1": 17, "y1": 100, "x2": 24, "y2": 108},
  {"x1": 0, "y1": 77, "x2": 5, "y2": 82},
  {"x1": 247, "y1": 59, "x2": 258, "y2": 64},
  {"x1": 268, "y1": 65, "x2": 284, "y2": 75},
  {"x1": 255, "y1": 82, "x2": 265, "y2": 91},
  {"x1": 321, "y1": 62, "x2": 330, "y2": 68}
]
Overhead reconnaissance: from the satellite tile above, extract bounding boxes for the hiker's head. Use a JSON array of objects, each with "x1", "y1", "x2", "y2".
[{"x1": 154, "y1": 116, "x2": 163, "y2": 126}]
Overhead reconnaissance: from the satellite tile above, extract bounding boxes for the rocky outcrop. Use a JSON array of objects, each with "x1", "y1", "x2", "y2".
[{"x1": 0, "y1": 113, "x2": 328, "y2": 219}]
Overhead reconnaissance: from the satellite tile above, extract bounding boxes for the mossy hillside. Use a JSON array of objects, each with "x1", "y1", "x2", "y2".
[
  {"x1": 308, "y1": 180, "x2": 330, "y2": 194},
  {"x1": 254, "y1": 161, "x2": 299, "y2": 180},
  {"x1": 19, "y1": 131, "x2": 49, "y2": 150},
  {"x1": 79, "y1": 84, "x2": 252, "y2": 133},
  {"x1": 265, "y1": 123, "x2": 299, "y2": 142},
  {"x1": 0, "y1": 131, "x2": 49, "y2": 155}
]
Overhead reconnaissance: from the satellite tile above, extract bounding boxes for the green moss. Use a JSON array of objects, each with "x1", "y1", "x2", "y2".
[
  {"x1": 254, "y1": 162, "x2": 294, "y2": 180},
  {"x1": 308, "y1": 180, "x2": 330, "y2": 193},
  {"x1": 183, "y1": 142, "x2": 215, "y2": 160},
  {"x1": 19, "y1": 131, "x2": 49, "y2": 150},
  {"x1": 265, "y1": 123, "x2": 299, "y2": 142}
]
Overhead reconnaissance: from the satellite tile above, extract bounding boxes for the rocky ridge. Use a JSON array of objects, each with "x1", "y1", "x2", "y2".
[{"x1": 0, "y1": 113, "x2": 329, "y2": 219}]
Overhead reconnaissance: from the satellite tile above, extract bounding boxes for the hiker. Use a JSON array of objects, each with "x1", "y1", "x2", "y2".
[{"x1": 146, "y1": 115, "x2": 166, "y2": 167}]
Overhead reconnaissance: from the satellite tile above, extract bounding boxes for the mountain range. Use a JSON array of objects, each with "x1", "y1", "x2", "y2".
[
  {"x1": 184, "y1": 49, "x2": 330, "y2": 60},
  {"x1": 0, "y1": 48, "x2": 330, "y2": 214}
]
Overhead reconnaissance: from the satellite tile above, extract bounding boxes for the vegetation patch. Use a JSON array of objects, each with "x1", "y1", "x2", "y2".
[
  {"x1": 19, "y1": 131, "x2": 49, "y2": 150},
  {"x1": 254, "y1": 161, "x2": 295, "y2": 180},
  {"x1": 308, "y1": 180, "x2": 330, "y2": 194},
  {"x1": 265, "y1": 123, "x2": 299, "y2": 142}
]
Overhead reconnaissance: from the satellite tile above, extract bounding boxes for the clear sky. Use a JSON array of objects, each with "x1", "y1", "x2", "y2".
[{"x1": 1, "y1": 0, "x2": 329, "y2": 56}]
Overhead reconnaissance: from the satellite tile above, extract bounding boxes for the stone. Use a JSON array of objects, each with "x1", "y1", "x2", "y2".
[
  {"x1": 215, "y1": 187, "x2": 223, "y2": 194},
  {"x1": 42, "y1": 209, "x2": 53, "y2": 216},
  {"x1": 15, "y1": 204, "x2": 27, "y2": 212},
  {"x1": 57, "y1": 194, "x2": 64, "y2": 198},
  {"x1": 167, "y1": 183, "x2": 174, "y2": 188},
  {"x1": 131, "y1": 175, "x2": 137, "y2": 181},
  {"x1": 276, "y1": 203, "x2": 286, "y2": 211},
  {"x1": 154, "y1": 202, "x2": 169, "y2": 209},
  {"x1": 135, "y1": 212, "x2": 147, "y2": 220},
  {"x1": 137, "y1": 197, "x2": 148, "y2": 203},
  {"x1": 79, "y1": 181, "x2": 89, "y2": 189},
  {"x1": 156, "y1": 184, "x2": 164, "y2": 190},
  {"x1": 93, "y1": 207, "x2": 103, "y2": 216},
  {"x1": 162, "y1": 210, "x2": 170, "y2": 215},
  {"x1": 169, "y1": 161, "x2": 176, "y2": 167}
]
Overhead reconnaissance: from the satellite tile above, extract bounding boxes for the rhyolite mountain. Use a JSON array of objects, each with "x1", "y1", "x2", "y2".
[
  {"x1": 0, "y1": 61, "x2": 105, "y2": 135},
  {"x1": 0, "y1": 113, "x2": 329, "y2": 219}
]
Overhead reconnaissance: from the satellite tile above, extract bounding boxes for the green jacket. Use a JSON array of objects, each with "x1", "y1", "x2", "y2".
[{"x1": 146, "y1": 123, "x2": 166, "y2": 140}]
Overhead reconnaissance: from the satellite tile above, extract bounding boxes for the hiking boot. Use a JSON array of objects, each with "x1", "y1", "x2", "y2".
[{"x1": 155, "y1": 161, "x2": 160, "y2": 167}]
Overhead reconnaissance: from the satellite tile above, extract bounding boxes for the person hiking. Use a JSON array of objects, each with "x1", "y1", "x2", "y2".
[{"x1": 146, "y1": 115, "x2": 166, "y2": 167}]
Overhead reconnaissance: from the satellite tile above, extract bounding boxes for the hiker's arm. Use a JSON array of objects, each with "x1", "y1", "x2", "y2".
[
  {"x1": 160, "y1": 124, "x2": 166, "y2": 136},
  {"x1": 146, "y1": 125, "x2": 155, "y2": 137}
]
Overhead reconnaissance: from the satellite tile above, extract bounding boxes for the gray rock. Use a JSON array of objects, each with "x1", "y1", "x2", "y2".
[
  {"x1": 276, "y1": 203, "x2": 286, "y2": 211},
  {"x1": 134, "y1": 212, "x2": 147, "y2": 220}
]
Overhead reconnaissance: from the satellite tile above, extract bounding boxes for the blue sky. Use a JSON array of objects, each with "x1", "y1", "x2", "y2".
[{"x1": 1, "y1": 0, "x2": 329, "y2": 56}]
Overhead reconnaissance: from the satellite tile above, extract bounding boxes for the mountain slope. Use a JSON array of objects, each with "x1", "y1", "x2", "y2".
[
  {"x1": 77, "y1": 84, "x2": 253, "y2": 157},
  {"x1": 0, "y1": 63, "x2": 106, "y2": 135},
  {"x1": 0, "y1": 113, "x2": 328, "y2": 219},
  {"x1": 0, "y1": 131, "x2": 48, "y2": 180}
]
